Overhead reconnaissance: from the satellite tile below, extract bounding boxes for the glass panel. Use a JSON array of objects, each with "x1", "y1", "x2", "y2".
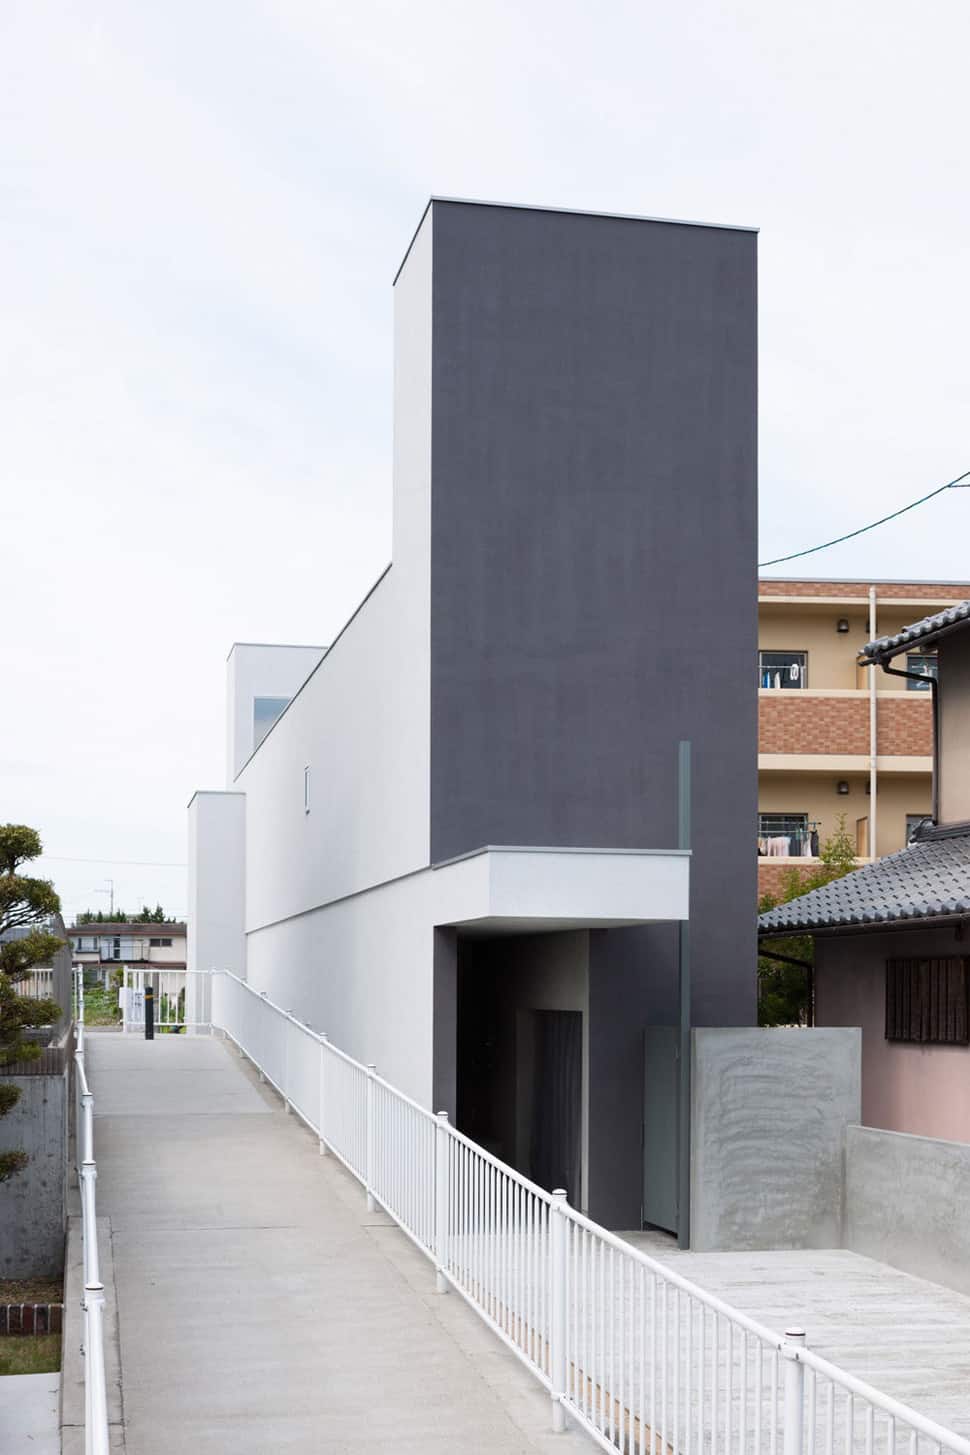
[
  {"x1": 758, "y1": 650, "x2": 807, "y2": 689},
  {"x1": 758, "y1": 813, "x2": 818, "y2": 857},
  {"x1": 906, "y1": 652, "x2": 937, "y2": 690},
  {"x1": 253, "y1": 695, "x2": 291, "y2": 748}
]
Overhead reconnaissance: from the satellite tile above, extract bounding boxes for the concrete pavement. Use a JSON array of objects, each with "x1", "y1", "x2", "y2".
[
  {"x1": 626, "y1": 1232, "x2": 970, "y2": 1440},
  {"x1": 85, "y1": 1030, "x2": 595, "y2": 1454},
  {"x1": 0, "y1": 1371, "x2": 59, "y2": 1453}
]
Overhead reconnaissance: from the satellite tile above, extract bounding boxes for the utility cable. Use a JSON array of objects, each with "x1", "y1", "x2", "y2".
[
  {"x1": 758, "y1": 467, "x2": 970, "y2": 568},
  {"x1": 39, "y1": 855, "x2": 187, "y2": 868}
]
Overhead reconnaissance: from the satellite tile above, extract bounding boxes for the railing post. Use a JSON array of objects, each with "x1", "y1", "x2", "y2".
[
  {"x1": 435, "y1": 1111, "x2": 451, "y2": 1294},
  {"x1": 73, "y1": 1056, "x2": 83, "y2": 1182},
  {"x1": 80, "y1": 1090, "x2": 94, "y2": 1169},
  {"x1": 79, "y1": 1161, "x2": 101, "y2": 1289},
  {"x1": 550, "y1": 1188, "x2": 568, "y2": 1433},
  {"x1": 318, "y1": 1036, "x2": 329, "y2": 1155},
  {"x1": 365, "y1": 1063, "x2": 376, "y2": 1212},
  {"x1": 782, "y1": 1327, "x2": 807, "y2": 1455},
  {"x1": 84, "y1": 1281, "x2": 109, "y2": 1455}
]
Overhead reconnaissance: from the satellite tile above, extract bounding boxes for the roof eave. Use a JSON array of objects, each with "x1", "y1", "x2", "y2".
[
  {"x1": 863, "y1": 610, "x2": 970, "y2": 665},
  {"x1": 759, "y1": 911, "x2": 970, "y2": 940}
]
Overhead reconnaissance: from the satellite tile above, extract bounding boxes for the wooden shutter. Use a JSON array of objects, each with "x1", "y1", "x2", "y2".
[{"x1": 886, "y1": 958, "x2": 969, "y2": 1044}]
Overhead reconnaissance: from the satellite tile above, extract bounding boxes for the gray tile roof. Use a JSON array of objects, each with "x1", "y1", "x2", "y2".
[
  {"x1": 758, "y1": 832, "x2": 970, "y2": 935},
  {"x1": 862, "y1": 599, "x2": 970, "y2": 662}
]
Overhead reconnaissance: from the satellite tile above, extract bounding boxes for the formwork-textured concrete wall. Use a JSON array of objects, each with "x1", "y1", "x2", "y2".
[
  {"x1": 690, "y1": 1028, "x2": 861, "y2": 1250},
  {"x1": 845, "y1": 1124, "x2": 970, "y2": 1293},
  {"x1": 0, "y1": 1071, "x2": 67, "y2": 1278}
]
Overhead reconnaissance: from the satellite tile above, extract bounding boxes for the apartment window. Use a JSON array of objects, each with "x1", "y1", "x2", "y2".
[
  {"x1": 76, "y1": 936, "x2": 97, "y2": 953},
  {"x1": 149, "y1": 937, "x2": 173, "y2": 948},
  {"x1": 304, "y1": 764, "x2": 311, "y2": 814},
  {"x1": 758, "y1": 813, "x2": 817, "y2": 856},
  {"x1": 886, "y1": 957, "x2": 969, "y2": 1044},
  {"x1": 905, "y1": 651, "x2": 937, "y2": 690},
  {"x1": 759, "y1": 650, "x2": 807, "y2": 689},
  {"x1": 253, "y1": 695, "x2": 291, "y2": 749}
]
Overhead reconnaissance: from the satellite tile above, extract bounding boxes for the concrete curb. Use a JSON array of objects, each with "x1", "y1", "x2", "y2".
[{"x1": 61, "y1": 1214, "x2": 126, "y2": 1452}]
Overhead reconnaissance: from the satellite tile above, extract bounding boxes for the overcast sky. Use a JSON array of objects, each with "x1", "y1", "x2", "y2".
[{"x1": 2, "y1": 0, "x2": 969, "y2": 923}]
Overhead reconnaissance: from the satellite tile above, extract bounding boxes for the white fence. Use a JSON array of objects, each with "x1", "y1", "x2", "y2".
[
  {"x1": 121, "y1": 967, "x2": 206, "y2": 1033},
  {"x1": 73, "y1": 973, "x2": 110, "y2": 1455},
  {"x1": 20, "y1": 967, "x2": 53, "y2": 1000},
  {"x1": 210, "y1": 971, "x2": 970, "y2": 1455}
]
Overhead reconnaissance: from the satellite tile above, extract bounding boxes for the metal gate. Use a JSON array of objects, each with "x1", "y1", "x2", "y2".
[{"x1": 121, "y1": 967, "x2": 192, "y2": 1033}]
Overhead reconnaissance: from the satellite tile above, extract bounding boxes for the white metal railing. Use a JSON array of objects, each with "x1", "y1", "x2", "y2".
[
  {"x1": 210, "y1": 970, "x2": 970, "y2": 1455},
  {"x1": 73, "y1": 971, "x2": 110, "y2": 1455},
  {"x1": 20, "y1": 967, "x2": 54, "y2": 1000},
  {"x1": 120, "y1": 967, "x2": 205, "y2": 1032}
]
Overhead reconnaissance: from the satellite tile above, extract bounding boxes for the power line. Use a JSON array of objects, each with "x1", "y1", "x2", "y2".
[
  {"x1": 758, "y1": 467, "x2": 970, "y2": 569},
  {"x1": 39, "y1": 855, "x2": 187, "y2": 868}
]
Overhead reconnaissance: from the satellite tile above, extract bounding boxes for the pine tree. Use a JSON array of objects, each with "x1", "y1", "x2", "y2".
[{"x1": 0, "y1": 826, "x2": 62, "y2": 1182}]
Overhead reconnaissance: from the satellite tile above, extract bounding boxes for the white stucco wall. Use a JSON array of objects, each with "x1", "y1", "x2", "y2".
[
  {"x1": 245, "y1": 872, "x2": 436, "y2": 1104},
  {"x1": 226, "y1": 642, "x2": 326, "y2": 784},
  {"x1": 237, "y1": 212, "x2": 433, "y2": 934},
  {"x1": 187, "y1": 791, "x2": 246, "y2": 977}
]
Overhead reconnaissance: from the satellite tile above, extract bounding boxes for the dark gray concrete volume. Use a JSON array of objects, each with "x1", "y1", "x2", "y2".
[{"x1": 426, "y1": 201, "x2": 758, "y2": 1224}]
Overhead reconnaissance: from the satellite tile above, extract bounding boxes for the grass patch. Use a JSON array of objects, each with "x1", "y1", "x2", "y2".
[
  {"x1": 0, "y1": 1278, "x2": 62, "y2": 1304},
  {"x1": 0, "y1": 1334, "x2": 60, "y2": 1375},
  {"x1": 82, "y1": 986, "x2": 121, "y2": 1027}
]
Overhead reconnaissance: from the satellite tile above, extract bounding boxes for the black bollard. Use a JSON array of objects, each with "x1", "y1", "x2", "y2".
[{"x1": 145, "y1": 984, "x2": 155, "y2": 1041}]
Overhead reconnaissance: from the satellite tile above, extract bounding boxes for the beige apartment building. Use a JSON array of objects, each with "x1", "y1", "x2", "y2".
[{"x1": 757, "y1": 578, "x2": 970, "y2": 901}]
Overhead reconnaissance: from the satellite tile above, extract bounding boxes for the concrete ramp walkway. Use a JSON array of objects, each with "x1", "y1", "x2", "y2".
[{"x1": 87, "y1": 1030, "x2": 594, "y2": 1454}]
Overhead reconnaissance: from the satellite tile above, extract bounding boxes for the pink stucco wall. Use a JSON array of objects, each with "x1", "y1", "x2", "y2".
[{"x1": 815, "y1": 927, "x2": 970, "y2": 1142}]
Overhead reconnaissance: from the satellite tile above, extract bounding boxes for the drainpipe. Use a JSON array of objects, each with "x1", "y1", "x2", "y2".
[
  {"x1": 877, "y1": 660, "x2": 940, "y2": 825},
  {"x1": 868, "y1": 586, "x2": 878, "y2": 859},
  {"x1": 677, "y1": 740, "x2": 691, "y2": 1251}
]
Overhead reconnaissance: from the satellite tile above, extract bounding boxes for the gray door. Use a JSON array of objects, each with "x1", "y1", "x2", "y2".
[
  {"x1": 517, "y1": 1009, "x2": 583, "y2": 1208},
  {"x1": 642, "y1": 1026, "x2": 679, "y2": 1233}
]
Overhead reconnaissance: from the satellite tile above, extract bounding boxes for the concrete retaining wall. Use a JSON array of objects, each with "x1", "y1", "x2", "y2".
[
  {"x1": 0, "y1": 1066, "x2": 67, "y2": 1278},
  {"x1": 845, "y1": 1123, "x2": 970, "y2": 1293},
  {"x1": 690, "y1": 1027, "x2": 861, "y2": 1250}
]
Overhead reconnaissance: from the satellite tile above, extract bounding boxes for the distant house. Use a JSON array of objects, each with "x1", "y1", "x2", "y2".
[
  {"x1": 758, "y1": 599, "x2": 970, "y2": 1141},
  {"x1": 70, "y1": 921, "x2": 187, "y2": 984}
]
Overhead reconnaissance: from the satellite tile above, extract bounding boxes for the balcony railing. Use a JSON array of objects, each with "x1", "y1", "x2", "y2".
[{"x1": 758, "y1": 821, "x2": 820, "y2": 858}]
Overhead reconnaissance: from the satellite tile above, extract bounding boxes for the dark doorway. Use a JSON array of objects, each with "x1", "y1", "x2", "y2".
[
  {"x1": 522, "y1": 1009, "x2": 582, "y2": 1205},
  {"x1": 455, "y1": 933, "x2": 587, "y2": 1206}
]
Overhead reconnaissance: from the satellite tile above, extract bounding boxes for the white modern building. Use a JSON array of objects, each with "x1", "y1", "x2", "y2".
[{"x1": 188, "y1": 198, "x2": 758, "y2": 1225}]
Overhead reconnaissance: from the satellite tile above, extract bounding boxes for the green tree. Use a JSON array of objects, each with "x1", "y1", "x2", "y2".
[
  {"x1": 758, "y1": 814, "x2": 857, "y2": 1027},
  {"x1": 0, "y1": 826, "x2": 62, "y2": 1182}
]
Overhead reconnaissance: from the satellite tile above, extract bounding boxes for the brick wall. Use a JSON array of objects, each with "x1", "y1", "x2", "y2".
[
  {"x1": 758, "y1": 860, "x2": 817, "y2": 902},
  {"x1": 0, "y1": 1302, "x2": 62, "y2": 1334},
  {"x1": 759, "y1": 580, "x2": 969, "y2": 601},
  {"x1": 759, "y1": 694, "x2": 870, "y2": 754},
  {"x1": 876, "y1": 696, "x2": 933, "y2": 756}
]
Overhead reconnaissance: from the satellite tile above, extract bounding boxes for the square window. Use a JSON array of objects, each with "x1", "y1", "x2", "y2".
[
  {"x1": 759, "y1": 650, "x2": 807, "y2": 689},
  {"x1": 906, "y1": 652, "x2": 937, "y2": 690},
  {"x1": 886, "y1": 958, "x2": 969, "y2": 1044},
  {"x1": 253, "y1": 696, "x2": 291, "y2": 749}
]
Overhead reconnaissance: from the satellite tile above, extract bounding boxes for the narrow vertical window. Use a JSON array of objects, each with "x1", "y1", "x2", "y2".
[{"x1": 304, "y1": 764, "x2": 311, "y2": 814}]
